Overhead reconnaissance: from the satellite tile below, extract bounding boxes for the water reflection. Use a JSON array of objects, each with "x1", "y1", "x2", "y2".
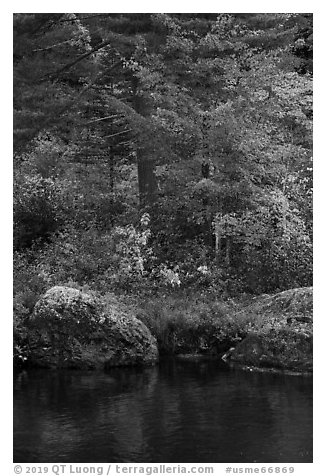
[{"x1": 14, "y1": 360, "x2": 312, "y2": 463}]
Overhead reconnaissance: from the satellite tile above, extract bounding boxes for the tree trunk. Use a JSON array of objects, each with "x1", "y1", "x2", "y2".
[
  {"x1": 108, "y1": 147, "x2": 114, "y2": 192},
  {"x1": 201, "y1": 114, "x2": 218, "y2": 255},
  {"x1": 137, "y1": 154, "x2": 157, "y2": 208},
  {"x1": 214, "y1": 218, "x2": 221, "y2": 258},
  {"x1": 132, "y1": 77, "x2": 158, "y2": 209},
  {"x1": 225, "y1": 236, "x2": 231, "y2": 269}
]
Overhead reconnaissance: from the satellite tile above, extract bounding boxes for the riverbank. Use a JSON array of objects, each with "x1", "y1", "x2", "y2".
[
  {"x1": 14, "y1": 286, "x2": 312, "y2": 374},
  {"x1": 137, "y1": 286, "x2": 313, "y2": 373}
]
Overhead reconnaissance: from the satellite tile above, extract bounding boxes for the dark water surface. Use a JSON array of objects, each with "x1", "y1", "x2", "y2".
[{"x1": 14, "y1": 359, "x2": 312, "y2": 463}]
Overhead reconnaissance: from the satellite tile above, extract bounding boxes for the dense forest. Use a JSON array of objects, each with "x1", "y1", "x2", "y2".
[{"x1": 13, "y1": 13, "x2": 313, "y2": 362}]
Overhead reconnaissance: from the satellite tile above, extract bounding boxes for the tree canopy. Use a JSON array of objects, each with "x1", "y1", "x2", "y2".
[{"x1": 13, "y1": 13, "x2": 312, "y2": 296}]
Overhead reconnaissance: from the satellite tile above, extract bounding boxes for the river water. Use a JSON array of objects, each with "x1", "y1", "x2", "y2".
[{"x1": 13, "y1": 359, "x2": 312, "y2": 463}]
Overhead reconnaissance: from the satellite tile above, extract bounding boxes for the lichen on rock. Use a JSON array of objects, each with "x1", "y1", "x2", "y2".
[
  {"x1": 28, "y1": 286, "x2": 158, "y2": 369},
  {"x1": 229, "y1": 329, "x2": 312, "y2": 372},
  {"x1": 228, "y1": 287, "x2": 313, "y2": 372}
]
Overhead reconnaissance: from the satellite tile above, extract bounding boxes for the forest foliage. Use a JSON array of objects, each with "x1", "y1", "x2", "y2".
[{"x1": 13, "y1": 13, "x2": 313, "y2": 315}]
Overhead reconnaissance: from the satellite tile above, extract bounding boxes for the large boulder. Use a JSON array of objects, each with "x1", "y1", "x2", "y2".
[
  {"x1": 246, "y1": 287, "x2": 313, "y2": 324},
  {"x1": 229, "y1": 329, "x2": 312, "y2": 372},
  {"x1": 28, "y1": 286, "x2": 159, "y2": 369},
  {"x1": 228, "y1": 287, "x2": 313, "y2": 372}
]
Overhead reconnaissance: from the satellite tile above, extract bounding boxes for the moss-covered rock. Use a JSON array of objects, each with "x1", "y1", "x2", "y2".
[
  {"x1": 28, "y1": 286, "x2": 158, "y2": 369},
  {"x1": 229, "y1": 329, "x2": 312, "y2": 372},
  {"x1": 228, "y1": 287, "x2": 313, "y2": 372},
  {"x1": 246, "y1": 287, "x2": 313, "y2": 324}
]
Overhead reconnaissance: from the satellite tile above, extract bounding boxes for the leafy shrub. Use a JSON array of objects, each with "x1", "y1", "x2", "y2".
[
  {"x1": 16, "y1": 227, "x2": 114, "y2": 291},
  {"x1": 12, "y1": 214, "x2": 164, "y2": 295},
  {"x1": 14, "y1": 249, "x2": 50, "y2": 305},
  {"x1": 215, "y1": 190, "x2": 313, "y2": 293},
  {"x1": 13, "y1": 310, "x2": 30, "y2": 365},
  {"x1": 13, "y1": 249, "x2": 52, "y2": 365},
  {"x1": 14, "y1": 173, "x2": 67, "y2": 249},
  {"x1": 108, "y1": 214, "x2": 152, "y2": 287}
]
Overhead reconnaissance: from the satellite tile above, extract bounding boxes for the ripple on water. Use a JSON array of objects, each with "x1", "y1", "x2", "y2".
[{"x1": 13, "y1": 361, "x2": 312, "y2": 463}]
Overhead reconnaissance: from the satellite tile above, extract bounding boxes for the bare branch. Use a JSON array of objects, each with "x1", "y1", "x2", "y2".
[
  {"x1": 117, "y1": 140, "x2": 133, "y2": 146},
  {"x1": 56, "y1": 14, "x2": 113, "y2": 23},
  {"x1": 32, "y1": 39, "x2": 72, "y2": 53},
  {"x1": 40, "y1": 42, "x2": 122, "y2": 82},
  {"x1": 103, "y1": 129, "x2": 133, "y2": 139},
  {"x1": 85, "y1": 114, "x2": 124, "y2": 125}
]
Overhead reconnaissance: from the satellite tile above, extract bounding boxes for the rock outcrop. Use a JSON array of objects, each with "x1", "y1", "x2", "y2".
[
  {"x1": 228, "y1": 287, "x2": 313, "y2": 372},
  {"x1": 28, "y1": 286, "x2": 159, "y2": 369},
  {"x1": 246, "y1": 287, "x2": 313, "y2": 324},
  {"x1": 229, "y1": 329, "x2": 312, "y2": 372}
]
